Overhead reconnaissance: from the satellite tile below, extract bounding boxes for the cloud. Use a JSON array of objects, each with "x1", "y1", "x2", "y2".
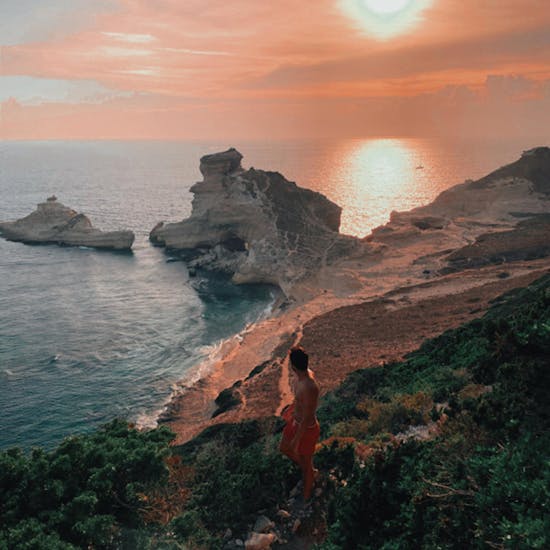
[
  {"x1": 252, "y1": 25, "x2": 550, "y2": 92},
  {"x1": 161, "y1": 47, "x2": 232, "y2": 56},
  {"x1": 101, "y1": 32, "x2": 156, "y2": 43},
  {"x1": 2, "y1": 0, "x2": 550, "y2": 139},
  {"x1": 0, "y1": 76, "x2": 132, "y2": 104}
]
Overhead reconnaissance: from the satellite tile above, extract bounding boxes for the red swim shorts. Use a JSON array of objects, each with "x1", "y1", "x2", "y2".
[{"x1": 282, "y1": 418, "x2": 320, "y2": 456}]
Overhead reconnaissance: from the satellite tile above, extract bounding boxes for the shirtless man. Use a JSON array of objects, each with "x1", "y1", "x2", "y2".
[{"x1": 280, "y1": 346, "x2": 320, "y2": 501}]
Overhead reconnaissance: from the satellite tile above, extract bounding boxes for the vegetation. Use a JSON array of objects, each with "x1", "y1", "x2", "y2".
[
  {"x1": 315, "y1": 274, "x2": 550, "y2": 549},
  {"x1": 0, "y1": 420, "x2": 175, "y2": 549},
  {"x1": 1, "y1": 274, "x2": 548, "y2": 548}
]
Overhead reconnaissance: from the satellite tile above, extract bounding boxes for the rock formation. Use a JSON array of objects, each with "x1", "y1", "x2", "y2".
[
  {"x1": 368, "y1": 147, "x2": 550, "y2": 269},
  {"x1": 374, "y1": 147, "x2": 550, "y2": 234},
  {"x1": 150, "y1": 148, "x2": 361, "y2": 294},
  {"x1": 0, "y1": 198, "x2": 135, "y2": 250}
]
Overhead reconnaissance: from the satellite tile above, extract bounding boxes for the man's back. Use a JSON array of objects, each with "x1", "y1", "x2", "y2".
[{"x1": 293, "y1": 373, "x2": 319, "y2": 425}]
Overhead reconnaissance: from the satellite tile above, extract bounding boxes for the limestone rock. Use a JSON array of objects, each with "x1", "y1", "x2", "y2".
[
  {"x1": 150, "y1": 148, "x2": 362, "y2": 295},
  {"x1": 200, "y1": 147, "x2": 243, "y2": 178},
  {"x1": 370, "y1": 147, "x2": 550, "y2": 245},
  {"x1": 415, "y1": 146, "x2": 550, "y2": 222},
  {"x1": 0, "y1": 198, "x2": 134, "y2": 250},
  {"x1": 442, "y1": 214, "x2": 550, "y2": 273}
]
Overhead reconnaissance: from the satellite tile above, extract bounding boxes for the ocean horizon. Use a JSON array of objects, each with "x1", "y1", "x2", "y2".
[{"x1": 0, "y1": 136, "x2": 545, "y2": 450}]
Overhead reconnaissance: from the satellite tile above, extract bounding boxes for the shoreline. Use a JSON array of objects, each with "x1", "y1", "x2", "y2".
[
  {"x1": 159, "y1": 256, "x2": 550, "y2": 445},
  {"x1": 155, "y1": 147, "x2": 550, "y2": 445}
]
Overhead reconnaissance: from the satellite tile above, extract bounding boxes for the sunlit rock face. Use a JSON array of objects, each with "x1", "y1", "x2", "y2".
[
  {"x1": 367, "y1": 146, "x2": 550, "y2": 273},
  {"x1": 370, "y1": 146, "x2": 550, "y2": 243},
  {"x1": 418, "y1": 146, "x2": 550, "y2": 221},
  {"x1": 0, "y1": 198, "x2": 135, "y2": 250},
  {"x1": 150, "y1": 148, "x2": 360, "y2": 294}
]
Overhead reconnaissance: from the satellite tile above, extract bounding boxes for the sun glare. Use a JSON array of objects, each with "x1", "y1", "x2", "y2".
[
  {"x1": 326, "y1": 138, "x2": 434, "y2": 236},
  {"x1": 340, "y1": 0, "x2": 432, "y2": 39},
  {"x1": 363, "y1": 0, "x2": 411, "y2": 15}
]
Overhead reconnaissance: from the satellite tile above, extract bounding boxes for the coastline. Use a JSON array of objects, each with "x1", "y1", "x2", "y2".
[
  {"x1": 155, "y1": 146, "x2": 550, "y2": 445},
  {"x1": 159, "y1": 256, "x2": 550, "y2": 445}
]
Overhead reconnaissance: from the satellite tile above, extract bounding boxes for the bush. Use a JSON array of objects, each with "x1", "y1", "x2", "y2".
[
  {"x1": 0, "y1": 420, "x2": 174, "y2": 549},
  {"x1": 318, "y1": 274, "x2": 550, "y2": 549}
]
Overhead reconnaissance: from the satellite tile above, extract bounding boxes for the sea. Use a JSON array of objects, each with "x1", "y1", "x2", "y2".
[{"x1": 0, "y1": 136, "x2": 545, "y2": 450}]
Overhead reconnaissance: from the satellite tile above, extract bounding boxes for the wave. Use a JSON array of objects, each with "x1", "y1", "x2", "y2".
[{"x1": 135, "y1": 288, "x2": 279, "y2": 431}]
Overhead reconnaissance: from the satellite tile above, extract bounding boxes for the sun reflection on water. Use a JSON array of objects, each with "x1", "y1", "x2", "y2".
[{"x1": 326, "y1": 138, "x2": 436, "y2": 237}]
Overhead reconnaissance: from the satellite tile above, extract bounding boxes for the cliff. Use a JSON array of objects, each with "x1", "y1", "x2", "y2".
[
  {"x1": 367, "y1": 146, "x2": 550, "y2": 273},
  {"x1": 150, "y1": 148, "x2": 362, "y2": 295},
  {"x1": 0, "y1": 197, "x2": 135, "y2": 251}
]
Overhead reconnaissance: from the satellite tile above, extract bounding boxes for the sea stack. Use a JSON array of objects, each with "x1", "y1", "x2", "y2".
[
  {"x1": 0, "y1": 198, "x2": 135, "y2": 251},
  {"x1": 150, "y1": 148, "x2": 361, "y2": 294}
]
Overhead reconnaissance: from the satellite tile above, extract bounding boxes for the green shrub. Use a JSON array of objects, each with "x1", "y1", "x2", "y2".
[{"x1": 0, "y1": 420, "x2": 174, "y2": 549}]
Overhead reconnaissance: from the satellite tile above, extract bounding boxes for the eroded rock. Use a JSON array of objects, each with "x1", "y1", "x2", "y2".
[
  {"x1": 150, "y1": 148, "x2": 362, "y2": 295},
  {"x1": 0, "y1": 198, "x2": 134, "y2": 250}
]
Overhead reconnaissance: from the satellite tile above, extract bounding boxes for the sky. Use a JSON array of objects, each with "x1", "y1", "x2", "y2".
[{"x1": 1, "y1": 0, "x2": 550, "y2": 140}]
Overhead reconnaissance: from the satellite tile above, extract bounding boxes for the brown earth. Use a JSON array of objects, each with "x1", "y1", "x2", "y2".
[{"x1": 300, "y1": 265, "x2": 549, "y2": 396}]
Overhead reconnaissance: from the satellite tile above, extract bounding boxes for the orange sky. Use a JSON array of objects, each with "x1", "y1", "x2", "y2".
[{"x1": 1, "y1": 0, "x2": 550, "y2": 139}]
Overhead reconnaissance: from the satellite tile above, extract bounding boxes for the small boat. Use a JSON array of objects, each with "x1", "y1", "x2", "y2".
[{"x1": 415, "y1": 165, "x2": 424, "y2": 170}]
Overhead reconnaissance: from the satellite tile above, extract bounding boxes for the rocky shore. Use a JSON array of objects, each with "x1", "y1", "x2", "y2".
[
  {"x1": 0, "y1": 196, "x2": 135, "y2": 250},
  {"x1": 156, "y1": 146, "x2": 550, "y2": 445}
]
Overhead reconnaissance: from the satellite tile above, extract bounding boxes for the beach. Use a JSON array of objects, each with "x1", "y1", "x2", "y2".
[{"x1": 156, "y1": 145, "x2": 550, "y2": 444}]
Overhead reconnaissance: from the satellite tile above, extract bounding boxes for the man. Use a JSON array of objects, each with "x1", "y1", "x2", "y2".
[{"x1": 280, "y1": 346, "x2": 320, "y2": 501}]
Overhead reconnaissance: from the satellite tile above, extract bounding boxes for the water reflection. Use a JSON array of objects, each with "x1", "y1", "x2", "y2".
[{"x1": 324, "y1": 138, "x2": 433, "y2": 237}]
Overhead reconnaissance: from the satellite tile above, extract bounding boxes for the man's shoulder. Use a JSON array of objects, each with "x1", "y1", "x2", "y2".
[{"x1": 305, "y1": 376, "x2": 320, "y2": 394}]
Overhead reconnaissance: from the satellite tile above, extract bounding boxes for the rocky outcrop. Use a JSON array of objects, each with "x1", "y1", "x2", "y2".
[
  {"x1": 373, "y1": 146, "x2": 549, "y2": 231},
  {"x1": 441, "y1": 214, "x2": 550, "y2": 273},
  {"x1": 368, "y1": 147, "x2": 550, "y2": 253},
  {"x1": 150, "y1": 148, "x2": 361, "y2": 294},
  {"x1": 0, "y1": 198, "x2": 134, "y2": 250}
]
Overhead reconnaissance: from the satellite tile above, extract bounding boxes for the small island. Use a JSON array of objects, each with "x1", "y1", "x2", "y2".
[{"x1": 0, "y1": 197, "x2": 135, "y2": 251}]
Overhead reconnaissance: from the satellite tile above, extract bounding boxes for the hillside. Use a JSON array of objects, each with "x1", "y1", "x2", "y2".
[{"x1": 2, "y1": 274, "x2": 548, "y2": 549}]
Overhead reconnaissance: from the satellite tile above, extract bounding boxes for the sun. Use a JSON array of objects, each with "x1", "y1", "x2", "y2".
[
  {"x1": 340, "y1": 0, "x2": 432, "y2": 39},
  {"x1": 363, "y1": 0, "x2": 411, "y2": 15}
]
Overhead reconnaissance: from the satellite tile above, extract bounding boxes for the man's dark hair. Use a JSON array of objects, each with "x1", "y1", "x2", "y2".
[{"x1": 289, "y1": 347, "x2": 308, "y2": 371}]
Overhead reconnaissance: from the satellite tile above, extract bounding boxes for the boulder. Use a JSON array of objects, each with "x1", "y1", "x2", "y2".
[
  {"x1": 253, "y1": 515, "x2": 275, "y2": 533},
  {"x1": 200, "y1": 147, "x2": 243, "y2": 178},
  {"x1": 0, "y1": 198, "x2": 134, "y2": 250},
  {"x1": 244, "y1": 532, "x2": 276, "y2": 550},
  {"x1": 410, "y1": 216, "x2": 449, "y2": 230}
]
